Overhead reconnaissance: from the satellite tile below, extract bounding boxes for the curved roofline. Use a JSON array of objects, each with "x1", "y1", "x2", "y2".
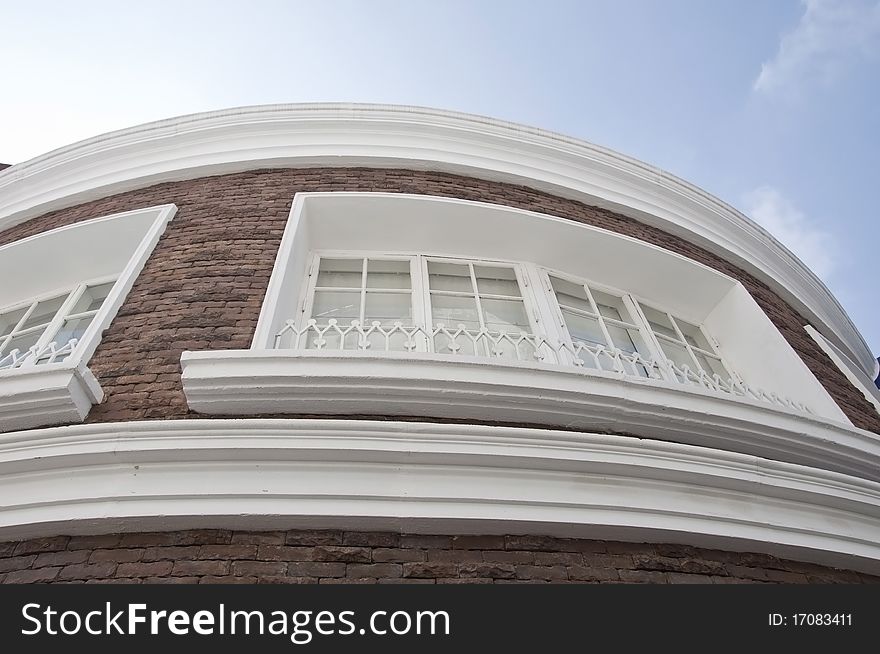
[{"x1": 0, "y1": 102, "x2": 872, "y2": 374}]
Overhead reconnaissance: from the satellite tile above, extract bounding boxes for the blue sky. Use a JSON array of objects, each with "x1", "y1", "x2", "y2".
[{"x1": 2, "y1": 0, "x2": 878, "y2": 354}]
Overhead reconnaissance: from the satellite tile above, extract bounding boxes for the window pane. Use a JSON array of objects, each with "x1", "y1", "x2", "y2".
[
  {"x1": 0, "y1": 306, "x2": 29, "y2": 337},
  {"x1": 474, "y1": 265, "x2": 521, "y2": 297},
  {"x1": 677, "y1": 320, "x2": 714, "y2": 352},
  {"x1": 605, "y1": 322, "x2": 646, "y2": 355},
  {"x1": 550, "y1": 276, "x2": 592, "y2": 313},
  {"x1": 2, "y1": 331, "x2": 41, "y2": 357},
  {"x1": 365, "y1": 260, "x2": 411, "y2": 289},
  {"x1": 591, "y1": 289, "x2": 631, "y2": 323},
  {"x1": 20, "y1": 294, "x2": 67, "y2": 330},
  {"x1": 641, "y1": 305, "x2": 679, "y2": 340},
  {"x1": 52, "y1": 315, "x2": 95, "y2": 347},
  {"x1": 562, "y1": 310, "x2": 606, "y2": 348},
  {"x1": 428, "y1": 261, "x2": 473, "y2": 293},
  {"x1": 311, "y1": 290, "x2": 361, "y2": 323},
  {"x1": 430, "y1": 294, "x2": 480, "y2": 330},
  {"x1": 67, "y1": 282, "x2": 115, "y2": 315},
  {"x1": 316, "y1": 258, "x2": 363, "y2": 288},
  {"x1": 693, "y1": 350, "x2": 728, "y2": 378},
  {"x1": 364, "y1": 292, "x2": 412, "y2": 324},
  {"x1": 481, "y1": 298, "x2": 530, "y2": 333},
  {"x1": 658, "y1": 339, "x2": 695, "y2": 370}
]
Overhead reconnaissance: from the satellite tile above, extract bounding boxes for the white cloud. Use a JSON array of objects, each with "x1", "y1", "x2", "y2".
[
  {"x1": 754, "y1": 0, "x2": 880, "y2": 95},
  {"x1": 743, "y1": 186, "x2": 836, "y2": 280}
]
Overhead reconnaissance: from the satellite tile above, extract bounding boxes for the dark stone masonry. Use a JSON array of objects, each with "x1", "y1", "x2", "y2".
[{"x1": 1, "y1": 530, "x2": 876, "y2": 584}]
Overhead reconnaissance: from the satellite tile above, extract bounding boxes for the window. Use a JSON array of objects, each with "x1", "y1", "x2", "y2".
[
  {"x1": 0, "y1": 279, "x2": 116, "y2": 369},
  {"x1": 285, "y1": 251, "x2": 738, "y2": 390}
]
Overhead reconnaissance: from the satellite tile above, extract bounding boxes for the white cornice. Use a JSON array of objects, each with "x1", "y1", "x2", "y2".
[
  {"x1": 180, "y1": 349, "x2": 880, "y2": 483},
  {"x1": 0, "y1": 103, "x2": 872, "y2": 376},
  {"x1": 0, "y1": 363, "x2": 102, "y2": 431},
  {"x1": 0, "y1": 418, "x2": 878, "y2": 573}
]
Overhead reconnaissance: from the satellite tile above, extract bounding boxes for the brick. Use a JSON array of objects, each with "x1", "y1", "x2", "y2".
[
  {"x1": 378, "y1": 578, "x2": 434, "y2": 584},
  {"x1": 231, "y1": 561, "x2": 287, "y2": 576},
  {"x1": 171, "y1": 560, "x2": 230, "y2": 576},
  {"x1": 459, "y1": 563, "x2": 516, "y2": 579},
  {"x1": 34, "y1": 550, "x2": 90, "y2": 568},
  {"x1": 567, "y1": 566, "x2": 620, "y2": 582},
  {"x1": 5, "y1": 567, "x2": 62, "y2": 583},
  {"x1": 618, "y1": 570, "x2": 669, "y2": 584},
  {"x1": 311, "y1": 546, "x2": 371, "y2": 563},
  {"x1": 58, "y1": 563, "x2": 118, "y2": 580},
  {"x1": 256, "y1": 545, "x2": 314, "y2": 561},
  {"x1": 667, "y1": 573, "x2": 714, "y2": 584},
  {"x1": 451, "y1": 535, "x2": 505, "y2": 550},
  {"x1": 142, "y1": 546, "x2": 201, "y2": 562},
  {"x1": 199, "y1": 545, "x2": 259, "y2": 560},
  {"x1": 347, "y1": 563, "x2": 402, "y2": 578},
  {"x1": 342, "y1": 532, "x2": 399, "y2": 547},
  {"x1": 285, "y1": 531, "x2": 342, "y2": 546},
  {"x1": 90, "y1": 548, "x2": 144, "y2": 563},
  {"x1": 199, "y1": 576, "x2": 258, "y2": 584},
  {"x1": 0, "y1": 542, "x2": 17, "y2": 557},
  {"x1": 142, "y1": 576, "x2": 200, "y2": 584},
  {"x1": 372, "y1": 548, "x2": 426, "y2": 563},
  {"x1": 765, "y1": 569, "x2": 809, "y2": 584},
  {"x1": 0, "y1": 555, "x2": 36, "y2": 573},
  {"x1": 427, "y1": 549, "x2": 482, "y2": 563},
  {"x1": 67, "y1": 535, "x2": 122, "y2": 550},
  {"x1": 117, "y1": 561, "x2": 174, "y2": 578},
  {"x1": 533, "y1": 552, "x2": 583, "y2": 566},
  {"x1": 402, "y1": 562, "x2": 459, "y2": 578},
  {"x1": 481, "y1": 550, "x2": 536, "y2": 564},
  {"x1": 287, "y1": 562, "x2": 345, "y2": 578},
  {"x1": 397, "y1": 534, "x2": 449, "y2": 549},
  {"x1": 14, "y1": 537, "x2": 70, "y2": 555},
  {"x1": 231, "y1": 532, "x2": 285, "y2": 545}
]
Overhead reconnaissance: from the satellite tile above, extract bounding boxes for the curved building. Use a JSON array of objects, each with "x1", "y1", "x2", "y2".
[{"x1": 0, "y1": 104, "x2": 878, "y2": 584}]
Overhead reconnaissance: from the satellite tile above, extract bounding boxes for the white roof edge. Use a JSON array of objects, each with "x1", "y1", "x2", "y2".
[{"x1": 0, "y1": 102, "x2": 873, "y2": 375}]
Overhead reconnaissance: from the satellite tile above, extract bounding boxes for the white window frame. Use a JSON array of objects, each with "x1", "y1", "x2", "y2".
[
  {"x1": 0, "y1": 274, "x2": 118, "y2": 368},
  {"x1": 0, "y1": 204, "x2": 177, "y2": 432}
]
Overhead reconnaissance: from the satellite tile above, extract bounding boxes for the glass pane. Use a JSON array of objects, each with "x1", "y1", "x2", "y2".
[
  {"x1": 474, "y1": 265, "x2": 521, "y2": 297},
  {"x1": 430, "y1": 294, "x2": 480, "y2": 330},
  {"x1": 693, "y1": 350, "x2": 729, "y2": 378},
  {"x1": 605, "y1": 322, "x2": 645, "y2": 355},
  {"x1": 641, "y1": 305, "x2": 679, "y2": 340},
  {"x1": 51, "y1": 315, "x2": 95, "y2": 347},
  {"x1": 480, "y1": 298, "x2": 530, "y2": 333},
  {"x1": 67, "y1": 282, "x2": 115, "y2": 315},
  {"x1": 659, "y1": 339, "x2": 695, "y2": 370},
  {"x1": 2, "y1": 330, "x2": 42, "y2": 357},
  {"x1": 0, "y1": 306, "x2": 29, "y2": 337},
  {"x1": 364, "y1": 292, "x2": 412, "y2": 324},
  {"x1": 677, "y1": 320, "x2": 714, "y2": 351},
  {"x1": 365, "y1": 259, "x2": 411, "y2": 289},
  {"x1": 311, "y1": 290, "x2": 361, "y2": 323},
  {"x1": 550, "y1": 276, "x2": 592, "y2": 313},
  {"x1": 20, "y1": 294, "x2": 67, "y2": 330},
  {"x1": 427, "y1": 261, "x2": 473, "y2": 293},
  {"x1": 563, "y1": 310, "x2": 606, "y2": 348},
  {"x1": 591, "y1": 289, "x2": 631, "y2": 323},
  {"x1": 316, "y1": 258, "x2": 363, "y2": 288}
]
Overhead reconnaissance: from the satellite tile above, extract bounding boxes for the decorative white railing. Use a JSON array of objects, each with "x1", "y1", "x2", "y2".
[
  {"x1": 274, "y1": 319, "x2": 813, "y2": 414},
  {"x1": 0, "y1": 338, "x2": 78, "y2": 371}
]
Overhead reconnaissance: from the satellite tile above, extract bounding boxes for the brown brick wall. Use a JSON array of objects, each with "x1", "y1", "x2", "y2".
[
  {"x1": 0, "y1": 530, "x2": 875, "y2": 584},
  {"x1": 1, "y1": 168, "x2": 877, "y2": 433}
]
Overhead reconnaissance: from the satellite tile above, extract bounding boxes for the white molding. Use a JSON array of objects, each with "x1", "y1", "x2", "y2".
[
  {"x1": 180, "y1": 349, "x2": 880, "y2": 483},
  {"x1": 0, "y1": 363, "x2": 102, "y2": 431},
  {"x1": 0, "y1": 104, "x2": 872, "y2": 376},
  {"x1": 0, "y1": 418, "x2": 878, "y2": 573}
]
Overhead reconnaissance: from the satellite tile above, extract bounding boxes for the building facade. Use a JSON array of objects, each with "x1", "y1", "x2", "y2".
[{"x1": 0, "y1": 104, "x2": 879, "y2": 584}]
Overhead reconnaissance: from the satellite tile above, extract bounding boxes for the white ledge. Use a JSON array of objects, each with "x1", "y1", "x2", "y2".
[
  {"x1": 0, "y1": 418, "x2": 878, "y2": 574},
  {"x1": 0, "y1": 103, "x2": 872, "y2": 376},
  {"x1": 180, "y1": 349, "x2": 880, "y2": 483},
  {"x1": 0, "y1": 364, "x2": 103, "y2": 431}
]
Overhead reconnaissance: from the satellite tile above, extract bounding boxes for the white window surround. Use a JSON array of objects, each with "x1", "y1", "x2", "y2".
[
  {"x1": 179, "y1": 193, "x2": 879, "y2": 478},
  {"x1": 0, "y1": 204, "x2": 177, "y2": 431},
  {"x1": 806, "y1": 324, "x2": 880, "y2": 416}
]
